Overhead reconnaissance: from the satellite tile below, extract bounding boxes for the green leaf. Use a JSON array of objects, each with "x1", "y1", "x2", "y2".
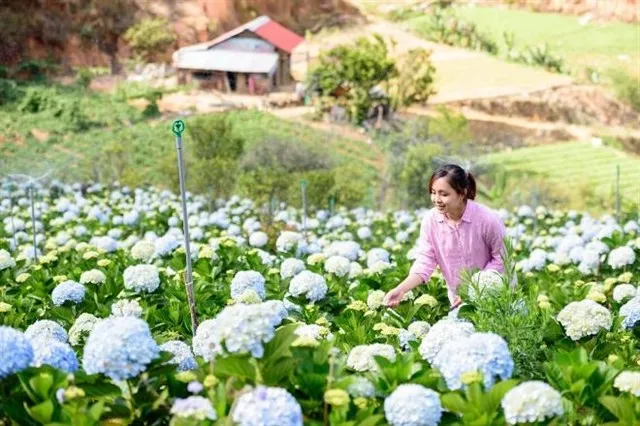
[
  {"x1": 599, "y1": 396, "x2": 636, "y2": 424},
  {"x1": 215, "y1": 355, "x2": 256, "y2": 381},
  {"x1": 29, "y1": 373, "x2": 54, "y2": 400},
  {"x1": 357, "y1": 414, "x2": 384, "y2": 426},
  {"x1": 24, "y1": 400, "x2": 54, "y2": 424},
  {"x1": 88, "y1": 401, "x2": 105, "y2": 421},
  {"x1": 262, "y1": 357, "x2": 296, "y2": 386},
  {"x1": 263, "y1": 324, "x2": 299, "y2": 366},
  {"x1": 441, "y1": 393, "x2": 469, "y2": 414},
  {"x1": 82, "y1": 382, "x2": 123, "y2": 398}
]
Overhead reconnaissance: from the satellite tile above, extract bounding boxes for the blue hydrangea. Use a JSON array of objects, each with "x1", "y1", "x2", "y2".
[
  {"x1": 0, "y1": 326, "x2": 34, "y2": 378},
  {"x1": 83, "y1": 317, "x2": 159, "y2": 380},
  {"x1": 232, "y1": 386, "x2": 303, "y2": 426},
  {"x1": 25, "y1": 320, "x2": 68, "y2": 343},
  {"x1": 160, "y1": 340, "x2": 197, "y2": 371},
  {"x1": 347, "y1": 377, "x2": 376, "y2": 398},
  {"x1": 433, "y1": 332, "x2": 514, "y2": 391},
  {"x1": 230, "y1": 270, "x2": 266, "y2": 301},
  {"x1": 52, "y1": 281, "x2": 86, "y2": 306},
  {"x1": 31, "y1": 338, "x2": 78, "y2": 372},
  {"x1": 170, "y1": 396, "x2": 217, "y2": 421},
  {"x1": 384, "y1": 384, "x2": 442, "y2": 426},
  {"x1": 289, "y1": 270, "x2": 327, "y2": 302},
  {"x1": 619, "y1": 296, "x2": 640, "y2": 330}
]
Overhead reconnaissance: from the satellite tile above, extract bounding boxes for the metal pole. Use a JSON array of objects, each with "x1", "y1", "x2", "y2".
[
  {"x1": 29, "y1": 184, "x2": 38, "y2": 263},
  {"x1": 615, "y1": 164, "x2": 620, "y2": 223},
  {"x1": 300, "y1": 179, "x2": 308, "y2": 238},
  {"x1": 7, "y1": 184, "x2": 17, "y2": 251},
  {"x1": 172, "y1": 120, "x2": 198, "y2": 335}
]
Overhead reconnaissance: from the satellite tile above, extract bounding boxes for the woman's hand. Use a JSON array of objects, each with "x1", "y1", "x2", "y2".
[{"x1": 383, "y1": 286, "x2": 406, "y2": 308}]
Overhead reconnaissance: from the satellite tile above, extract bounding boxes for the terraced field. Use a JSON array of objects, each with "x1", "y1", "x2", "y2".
[{"x1": 484, "y1": 141, "x2": 640, "y2": 201}]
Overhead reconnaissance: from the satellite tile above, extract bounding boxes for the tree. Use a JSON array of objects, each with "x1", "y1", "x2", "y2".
[
  {"x1": 78, "y1": 0, "x2": 139, "y2": 75},
  {"x1": 390, "y1": 48, "x2": 437, "y2": 109},
  {"x1": 123, "y1": 18, "x2": 177, "y2": 63},
  {"x1": 400, "y1": 143, "x2": 443, "y2": 209}
]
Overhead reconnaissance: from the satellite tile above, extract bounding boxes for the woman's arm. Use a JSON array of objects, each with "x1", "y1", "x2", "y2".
[{"x1": 484, "y1": 215, "x2": 506, "y2": 272}]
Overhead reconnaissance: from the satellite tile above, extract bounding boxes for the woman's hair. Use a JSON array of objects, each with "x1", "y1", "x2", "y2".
[{"x1": 428, "y1": 164, "x2": 476, "y2": 200}]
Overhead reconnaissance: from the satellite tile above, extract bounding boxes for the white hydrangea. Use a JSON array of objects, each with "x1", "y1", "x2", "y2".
[
  {"x1": 79, "y1": 269, "x2": 106, "y2": 285},
  {"x1": 384, "y1": 384, "x2": 442, "y2": 426},
  {"x1": 347, "y1": 377, "x2": 376, "y2": 398},
  {"x1": 123, "y1": 265, "x2": 160, "y2": 293},
  {"x1": 419, "y1": 318, "x2": 475, "y2": 363},
  {"x1": 280, "y1": 258, "x2": 305, "y2": 279},
  {"x1": 230, "y1": 271, "x2": 266, "y2": 301},
  {"x1": 367, "y1": 248, "x2": 390, "y2": 268},
  {"x1": 607, "y1": 247, "x2": 636, "y2": 269},
  {"x1": 613, "y1": 284, "x2": 637, "y2": 303},
  {"x1": 619, "y1": 296, "x2": 640, "y2": 330},
  {"x1": 249, "y1": 231, "x2": 268, "y2": 248},
  {"x1": 357, "y1": 227, "x2": 372, "y2": 240},
  {"x1": 90, "y1": 236, "x2": 118, "y2": 253},
  {"x1": 324, "y1": 255, "x2": 351, "y2": 277},
  {"x1": 501, "y1": 381, "x2": 564, "y2": 425},
  {"x1": 131, "y1": 240, "x2": 155, "y2": 262},
  {"x1": 154, "y1": 234, "x2": 180, "y2": 257},
  {"x1": 367, "y1": 290, "x2": 386, "y2": 310},
  {"x1": 557, "y1": 300, "x2": 612, "y2": 340},
  {"x1": 407, "y1": 321, "x2": 431, "y2": 339},
  {"x1": 68, "y1": 313, "x2": 99, "y2": 346},
  {"x1": 346, "y1": 344, "x2": 396, "y2": 372},
  {"x1": 289, "y1": 271, "x2": 327, "y2": 302},
  {"x1": 324, "y1": 241, "x2": 360, "y2": 261},
  {"x1": 613, "y1": 371, "x2": 640, "y2": 396},
  {"x1": 294, "y1": 324, "x2": 331, "y2": 341},
  {"x1": 468, "y1": 270, "x2": 504, "y2": 300},
  {"x1": 0, "y1": 249, "x2": 16, "y2": 271},
  {"x1": 111, "y1": 299, "x2": 143, "y2": 317},
  {"x1": 276, "y1": 231, "x2": 302, "y2": 253},
  {"x1": 192, "y1": 301, "x2": 287, "y2": 360},
  {"x1": 349, "y1": 262, "x2": 363, "y2": 278}
]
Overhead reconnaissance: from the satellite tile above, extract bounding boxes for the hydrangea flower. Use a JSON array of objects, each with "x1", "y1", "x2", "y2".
[
  {"x1": 408, "y1": 321, "x2": 431, "y2": 338},
  {"x1": 398, "y1": 329, "x2": 417, "y2": 350},
  {"x1": 384, "y1": 384, "x2": 442, "y2": 426},
  {"x1": 232, "y1": 386, "x2": 303, "y2": 426},
  {"x1": 468, "y1": 270, "x2": 504, "y2": 300},
  {"x1": 324, "y1": 241, "x2": 360, "y2": 261},
  {"x1": 367, "y1": 248, "x2": 390, "y2": 268},
  {"x1": 367, "y1": 290, "x2": 386, "y2": 310},
  {"x1": 619, "y1": 296, "x2": 640, "y2": 330},
  {"x1": 25, "y1": 320, "x2": 68, "y2": 343},
  {"x1": 154, "y1": 234, "x2": 180, "y2": 257},
  {"x1": 613, "y1": 371, "x2": 640, "y2": 396},
  {"x1": 280, "y1": 258, "x2": 305, "y2": 279},
  {"x1": 349, "y1": 262, "x2": 363, "y2": 278},
  {"x1": 419, "y1": 318, "x2": 475, "y2": 363},
  {"x1": 192, "y1": 302, "x2": 286, "y2": 360},
  {"x1": 289, "y1": 271, "x2": 328, "y2": 302},
  {"x1": 0, "y1": 326, "x2": 34, "y2": 378},
  {"x1": 123, "y1": 264, "x2": 160, "y2": 293},
  {"x1": 160, "y1": 340, "x2": 197, "y2": 371},
  {"x1": 347, "y1": 376, "x2": 376, "y2": 398},
  {"x1": 501, "y1": 381, "x2": 564, "y2": 424},
  {"x1": 276, "y1": 231, "x2": 303, "y2": 253},
  {"x1": 31, "y1": 338, "x2": 78, "y2": 372},
  {"x1": 557, "y1": 299, "x2": 612, "y2": 340},
  {"x1": 433, "y1": 332, "x2": 514, "y2": 390},
  {"x1": 324, "y1": 255, "x2": 351, "y2": 277},
  {"x1": 170, "y1": 396, "x2": 217, "y2": 421},
  {"x1": 249, "y1": 231, "x2": 268, "y2": 248},
  {"x1": 346, "y1": 344, "x2": 396, "y2": 372},
  {"x1": 230, "y1": 271, "x2": 266, "y2": 301},
  {"x1": 90, "y1": 236, "x2": 118, "y2": 253},
  {"x1": 52, "y1": 280, "x2": 86, "y2": 306},
  {"x1": 83, "y1": 317, "x2": 159, "y2": 380},
  {"x1": 0, "y1": 249, "x2": 16, "y2": 270},
  {"x1": 607, "y1": 247, "x2": 636, "y2": 269},
  {"x1": 69, "y1": 313, "x2": 99, "y2": 346},
  {"x1": 357, "y1": 227, "x2": 372, "y2": 240},
  {"x1": 79, "y1": 269, "x2": 106, "y2": 285},
  {"x1": 131, "y1": 240, "x2": 155, "y2": 262},
  {"x1": 613, "y1": 284, "x2": 637, "y2": 303},
  {"x1": 111, "y1": 299, "x2": 143, "y2": 317}
]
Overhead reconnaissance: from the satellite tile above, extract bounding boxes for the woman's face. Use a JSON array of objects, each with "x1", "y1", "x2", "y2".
[{"x1": 430, "y1": 177, "x2": 465, "y2": 214}]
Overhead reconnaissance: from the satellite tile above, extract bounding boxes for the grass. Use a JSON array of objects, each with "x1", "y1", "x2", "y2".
[
  {"x1": 448, "y1": 5, "x2": 639, "y2": 80},
  {"x1": 0, "y1": 83, "x2": 380, "y2": 190},
  {"x1": 484, "y1": 141, "x2": 640, "y2": 203}
]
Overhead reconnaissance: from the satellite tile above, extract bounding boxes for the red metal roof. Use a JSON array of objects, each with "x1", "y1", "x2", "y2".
[{"x1": 254, "y1": 19, "x2": 304, "y2": 54}]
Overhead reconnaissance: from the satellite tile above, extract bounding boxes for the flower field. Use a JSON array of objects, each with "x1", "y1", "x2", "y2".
[{"x1": 0, "y1": 181, "x2": 639, "y2": 425}]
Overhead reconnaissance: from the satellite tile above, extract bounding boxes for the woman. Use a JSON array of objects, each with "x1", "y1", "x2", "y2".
[{"x1": 384, "y1": 164, "x2": 506, "y2": 308}]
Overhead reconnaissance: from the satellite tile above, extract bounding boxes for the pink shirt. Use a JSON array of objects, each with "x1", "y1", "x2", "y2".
[{"x1": 409, "y1": 200, "x2": 506, "y2": 304}]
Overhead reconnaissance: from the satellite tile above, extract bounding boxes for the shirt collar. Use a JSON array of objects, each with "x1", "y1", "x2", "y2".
[{"x1": 435, "y1": 200, "x2": 474, "y2": 223}]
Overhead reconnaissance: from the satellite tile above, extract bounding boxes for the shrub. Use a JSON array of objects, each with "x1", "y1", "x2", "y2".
[
  {"x1": 0, "y1": 79, "x2": 21, "y2": 105},
  {"x1": 609, "y1": 70, "x2": 640, "y2": 112},
  {"x1": 123, "y1": 18, "x2": 177, "y2": 63}
]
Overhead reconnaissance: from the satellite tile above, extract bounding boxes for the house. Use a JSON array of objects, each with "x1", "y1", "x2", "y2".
[{"x1": 172, "y1": 16, "x2": 304, "y2": 94}]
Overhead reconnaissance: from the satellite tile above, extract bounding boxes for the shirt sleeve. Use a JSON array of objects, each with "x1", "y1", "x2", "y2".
[
  {"x1": 408, "y1": 214, "x2": 438, "y2": 283},
  {"x1": 484, "y1": 214, "x2": 506, "y2": 273}
]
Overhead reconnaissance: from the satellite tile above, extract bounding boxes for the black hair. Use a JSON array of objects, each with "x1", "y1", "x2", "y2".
[{"x1": 428, "y1": 164, "x2": 476, "y2": 200}]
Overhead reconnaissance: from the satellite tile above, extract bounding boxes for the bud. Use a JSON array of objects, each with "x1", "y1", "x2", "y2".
[
  {"x1": 461, "y1": 371, "x2": 483, "y2": 385},
  {"x1": 97, "y1": 259, "x2": 111, "y2": 267},
  {"x1": 324, "y1": 389, "x2": 350, "y2": 407},
  {"x1": 204, "y1": 375, "x2": 218, "y2": 388}
]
